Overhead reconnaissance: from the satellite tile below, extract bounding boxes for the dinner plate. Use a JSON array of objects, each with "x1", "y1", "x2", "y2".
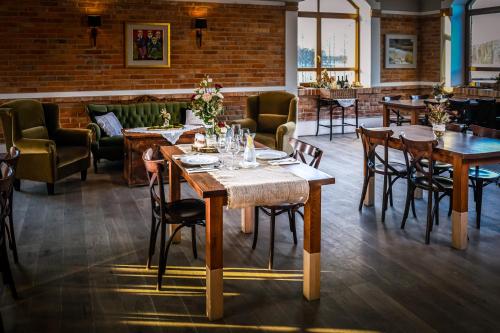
[
  {"x1": 255, "y1": 150, "x2": 288, "y2": 161},
  {"x1": 180, "y1": 155, "x2": 219, "y2": 167}
]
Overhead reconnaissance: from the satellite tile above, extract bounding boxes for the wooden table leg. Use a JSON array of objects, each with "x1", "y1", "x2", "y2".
[
  {"x1": 411, "y1": 109, "x2": 419, "y2": 125},
  {"x1": 241, "y1": 207, "x2": 254, "y2": 234},
  {"x1": 382, "y1": 105, "x2": 389, "y2": 127},
  {"x1": 205, "y1": 196, "x2": 224, "y2": 320},
  {"x1": 451, "y1": 157, "x2": 469, "y2": 250},
  {"x1": 303, "y1": 183, "x2": 321, "y2": 300},
  {"x1": 168, "y1": 161, "x2": 182, "y2": 243}
]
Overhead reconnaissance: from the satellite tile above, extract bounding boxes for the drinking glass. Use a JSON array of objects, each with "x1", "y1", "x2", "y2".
[
  {"x1": 231, "y1": 124, "x2": 241, "y2": 139},
  {"x1": 217, "y1": 135, "x2": 228, "y2": 168},
  {"x1": 226, "y1": 136, "x2": 241, "y2": 170}
]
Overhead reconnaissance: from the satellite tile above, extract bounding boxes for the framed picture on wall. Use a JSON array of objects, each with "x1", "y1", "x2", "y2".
[
  {"x1": 125, "y1": 22, "x2": 170, "y2": 68},
  {"x1": 385, "y1": 34, "x2": 417, "y2": 69}
]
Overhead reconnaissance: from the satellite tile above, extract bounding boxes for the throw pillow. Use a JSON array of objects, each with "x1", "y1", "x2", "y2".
[
  {"x1": 185, "y1": 109, "x2": 203, "y2": 125},
  {"x1": 95, "y1": 112, "x2": 123, "y2": 137}
]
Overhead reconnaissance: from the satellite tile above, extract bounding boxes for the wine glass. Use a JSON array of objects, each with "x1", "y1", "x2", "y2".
[
  {"x1": 231, "y1": 124, "x2": 241, "y2": 139},
  {"x1": 216, "y1": 135, "x2": 228, "y2": 168},
  {"x1": 226, "y1": 136, "x2": 241, "y2": 170}
]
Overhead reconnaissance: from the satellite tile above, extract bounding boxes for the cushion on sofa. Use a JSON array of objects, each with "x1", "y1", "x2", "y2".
[{"x1": 95, "y1": 112, "x2": 123, "y2": 137}]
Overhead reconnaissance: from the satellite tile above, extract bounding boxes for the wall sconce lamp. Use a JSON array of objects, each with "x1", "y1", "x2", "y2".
[
  {"x1": 87, "y1": 15, "x2": 102, "y2": 48},
  {"x1": 194, "y1": 18, "x2": 207, "y2": 48}
]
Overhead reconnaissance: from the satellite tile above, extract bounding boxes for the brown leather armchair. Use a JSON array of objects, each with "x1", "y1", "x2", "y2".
[
  {"x1": 0, "y1": 100, "x2": 91, "y2": 194},
  {"x1": 233, "y1": 92, "x2": 297, "y2": 152}
]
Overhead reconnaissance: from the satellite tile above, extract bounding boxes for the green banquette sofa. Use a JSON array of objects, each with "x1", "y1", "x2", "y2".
[{"x1": 86, "y1": 100, "x2": 189, "y2": 172}]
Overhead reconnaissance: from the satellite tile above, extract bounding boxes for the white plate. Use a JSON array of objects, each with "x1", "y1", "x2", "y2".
[
  {"x1": 255, "y1": 150, "x2": 288, "y2": 161},
  {"x1": 180, "y1": 155, "x2": 219, "y2": 167}
]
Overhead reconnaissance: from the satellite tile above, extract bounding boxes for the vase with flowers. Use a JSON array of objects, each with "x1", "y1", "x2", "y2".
[
  {"x1": 160, "y1": 108, "x2": 171, "y2": 128},
  {"x1": 428, "y1": 103, "x2": 450, "y2": 139},
  {"x1": 190, "y1": 75, "x2": 225, "y2": 139}
]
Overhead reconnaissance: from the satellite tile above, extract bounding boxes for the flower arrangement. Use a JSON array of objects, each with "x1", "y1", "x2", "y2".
[
  {"x1": 311, "y1": 69, "x2": 336, "y2": 89},
  {"x1": 160, "y1": 108, "x2": 171, "y2": 127},
  {"x1": 432, "y1": 82, "x2": 445, "y2": 97},
  {"x1": 428, "y1": 103, "x2": 450, "y2": 125},
  {"x1": 190, "y1": 75, "x2": 224, "y2": 126},
  {"x1": 216, "y1": 121, "x2": 229, "y2": 135}
]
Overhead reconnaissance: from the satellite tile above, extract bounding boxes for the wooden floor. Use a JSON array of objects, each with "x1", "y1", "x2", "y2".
[{"x1": 2, "y1": 133, "x2": 500, "y2": 333}]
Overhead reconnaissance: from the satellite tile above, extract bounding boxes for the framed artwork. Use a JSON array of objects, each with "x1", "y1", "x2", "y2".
[
  {"x1": 385, "y1": 34, "x2": 417, "y2": 69},
  {"x1": 125, "y1": 22, "x2": 170, "y2": 68}
]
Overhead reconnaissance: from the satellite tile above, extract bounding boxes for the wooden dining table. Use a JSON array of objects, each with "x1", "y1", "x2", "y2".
[
  {"x1": 161, "y1": 145, "x2": 335, "y2": 321},
  {"x1": 363, "y1": 125, "x2": 500, "y2": 250},
  {"x1": 380, "y1": 99, "x2": 429, "y2": 127}
]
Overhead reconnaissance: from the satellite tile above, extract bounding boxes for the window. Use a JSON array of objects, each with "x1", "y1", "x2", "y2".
[
  {"x1": 297, "y1": 0, "x2": 360, "y2": 84},
  {"x1": 466, "y1": 0, "x2": 500, "y2": 83}
]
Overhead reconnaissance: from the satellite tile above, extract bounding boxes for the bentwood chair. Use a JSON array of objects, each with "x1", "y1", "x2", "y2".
[
  {"x1": 467, "y1": 125, "x2": 500, "y2": 228},
  {"x1": 143, "y1": 148, "x2": 206, "y2": 290},
  {"x1": 252, "y1": 138, "x2": 322, "y2": 269},
  {"x1": 384, "y1": 95, "x2": 410, "y2": 126},
  {"x1": 2, "y1": 147, "x2": 20, "y2": 263},
  {"x1": 0, "y1": 163, "x2": 18, "y2": 299},
  {"x1": 447, "y1": 99, "x2": 470, "y2": 125},
  {"x1": 358, "y1": 126, "x2": 410, "y2": 222},
  {"x1": 400, "y1": 136, "x2": 453, "y2": 244}
]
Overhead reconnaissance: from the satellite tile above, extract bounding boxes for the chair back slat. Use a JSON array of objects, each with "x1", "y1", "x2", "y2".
[
  {"x1": 289, "y1": 138, "x2": 323, "y2": 169},
  {"x1": 143, "y1": 147, "x2": 166, "y2": 216},
  {"x1": 358, "y1": 126, "x2": 403, "y2": 174},
  {"x1": 469, "y1": 124, "x2": 500, "y2": 139}
]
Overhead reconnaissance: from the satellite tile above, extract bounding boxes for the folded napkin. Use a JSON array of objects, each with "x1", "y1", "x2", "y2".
[{"x1": 268, "y1": 158, "x2": 300, "y2": 166}]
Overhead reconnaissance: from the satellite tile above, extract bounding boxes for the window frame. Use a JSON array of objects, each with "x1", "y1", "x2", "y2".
[
  {"x1": 465, "y1": 0, "x2": 500, "y2": 83},
  {"x1": 298, "y1": 0, "x2": 360, "y2": 83}
]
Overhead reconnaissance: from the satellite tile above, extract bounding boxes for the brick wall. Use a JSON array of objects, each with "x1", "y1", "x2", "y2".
[
  {"x1": 0, "y1": 0, "x2": 286, "y2": 138},
  {"x1": 381, "y1": 14, "x2": 441, "y2": 83}
]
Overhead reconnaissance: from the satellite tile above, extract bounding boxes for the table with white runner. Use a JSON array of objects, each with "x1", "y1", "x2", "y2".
[
  {"x1": 335, "y1": 98, "x2": 356, "y2": 108},
  {"x1": 125, "y1": 125, "x2": 202, "y2": 144}
]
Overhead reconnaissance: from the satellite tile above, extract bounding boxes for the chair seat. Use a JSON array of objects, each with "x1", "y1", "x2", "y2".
[
  {"x1": 414, "y1": 176, "x2": 453, "y2": 191},
  {"x1": 99, "y1": 135, "x2": 124, "y2": 147},
  {"x1": 374, "y1": 162, "x2": 407, "y2": 174},
  {"x1": 57, "y1": 146, "x2": 89, "y2": 167},
  {"x1": 165, "y1": 198, "x2": 206, "y2": 223},
  {"x1": 468, "y1": 167, "x2": 500, "y2": 181}
]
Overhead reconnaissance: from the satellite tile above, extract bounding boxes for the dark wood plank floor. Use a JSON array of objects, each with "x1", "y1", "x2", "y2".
[{"x1": 2, "y1": 133, "x2": 500, "y2": 333}]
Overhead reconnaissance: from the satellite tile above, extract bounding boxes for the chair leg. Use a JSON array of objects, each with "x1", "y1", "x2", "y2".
[
  {"x1": 81, "y1": 169, "x2": 87, "y2": 181},
  {"x1": 146, "y1": 216, "x2": 157, "y2": 269},
  {"x1": 13, "y1": 179, "x2": 20, "y2": 192},
  {"x1": 252, "y1": 207, "x2": 260, "y2": 250},
  {"x1": 381, "y1": 174, "x2": 389, "y2": 223},
  {"x1": 475, "y1": 180, "x2": 484, "y2": 229},
  {"x1": 268, "y1": 209, "x2": 276, "y2": 270},
  {"x1": 156, "y1": 220, "x2": 167, "y2": 290},
  {"x1": 157, "y1": 225, "x2": 183, "y2": 291},
  {"x1": 46, "y1": 183, "x2": 55, "y2": 195},
  {"x1": 388, "y1": 175, "x2": 394, "y2": 207},
  {"x1": 0, "y1": 239, "x2": 17, "y2": 299},
  {"x1": 8, "y1": 192, "x2": 18, "y2": 264},
  {"x1": 358, "y1": 173, "x2": 370, "y2": 212},
  {"x1": 425, "y1": 190, "x2": 433, "y2": 244},
  {"x1": 191, "y1": 226, "x2": 198, "y2": 259},
  {"x1": 411, "y1": 195, "x2": 417, "y2": 218},
  {"x1": 448, "y1": 192, "x2": 453, "y2": 217},
  {"x1": 93, "y1": 158, "x2": 99, "y2": 174},
  {"x1": 434, "y1": 191, "x2": 440, "y2": 226},
  {"x1": 288, "y1": 209, "x2": 298, "y2": 245},
  {"x1": 401, "y1": 183, "x2": 413, "y2": 229}
]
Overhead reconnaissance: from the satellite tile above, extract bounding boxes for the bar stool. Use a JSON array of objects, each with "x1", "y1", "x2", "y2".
[{"x1": 143, "y1": 148, "x2": 206, "y2": 290}]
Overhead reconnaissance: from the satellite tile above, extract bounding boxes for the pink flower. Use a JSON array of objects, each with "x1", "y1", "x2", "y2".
[
  {"x1": 202, "y1": 93, "x2": 212, "y2": 102},
  {"x1": 191, "y1": 94, "x2": 196, "y2": 100}
]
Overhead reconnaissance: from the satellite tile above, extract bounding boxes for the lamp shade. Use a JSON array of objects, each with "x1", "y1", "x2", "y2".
[
  {"x1": 194, "y1": 18, "x2": 207, "y2": 29},
  {"x1": 88, "y1": 15, "x2": 102, "y2": 27}
]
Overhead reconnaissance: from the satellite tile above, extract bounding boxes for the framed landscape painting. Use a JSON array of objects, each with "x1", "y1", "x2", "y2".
[
  {"x1": 385, "y1": 34, "x2": 417, "y2": 69},
  {"x1": 125, "y1": 22, "x2": 170, "y2": 68}
]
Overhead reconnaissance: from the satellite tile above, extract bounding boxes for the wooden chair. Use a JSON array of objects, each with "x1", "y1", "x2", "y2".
[
  {"x1": 358, "y1": 126, "x2": 410, "y2": 222},
  {"x1": 252, "y1": 138, "x2": 322, "y2": 269},
  {"x1": 400, "y1": 136, "x2": 453, "y2": 244},
  {"x1": 0, "y1": 163, "x2": 18, "y2": 299},
  {"x1": 447, "y1": 99, "x2": 470, "y2": 124},
  {"x1": 384, "y1": 95, "x2": 410, "y2": 126},
  {"x1": 143, "y1": 148, "x2": 206, "y2": 290},
  {"x1": 467, "y1": 125, "x2": 500, "y2": 228},
  {"x1": 1, "y1": 147, "x2": 20, "y2": 264}
]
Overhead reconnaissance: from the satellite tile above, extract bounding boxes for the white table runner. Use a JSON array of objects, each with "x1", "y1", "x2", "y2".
[{"x1": 125, "y1": 125, "x2": 202, "y2": 144}]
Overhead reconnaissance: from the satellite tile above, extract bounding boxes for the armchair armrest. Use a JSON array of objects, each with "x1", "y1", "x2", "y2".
[
  {"x1": 86, "y1": 123, "x2": 102, "y2": 142},
  {"x1": 55, "y1": 128, "x2": 91, "y2": 147},
  {"x1": 14, "y1": 138, "x2": 56, "y2": 155},
  {"x1": 230, "y1": 118, "x2": 257, "y2": 132},
  {"x1": 276, "y1": 121, "x2": 296, "y2": 152}
]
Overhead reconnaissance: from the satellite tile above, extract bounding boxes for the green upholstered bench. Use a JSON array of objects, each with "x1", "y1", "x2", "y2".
[{"x1": 86, "y1": 99, "x2": 189, "y2": 172}]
